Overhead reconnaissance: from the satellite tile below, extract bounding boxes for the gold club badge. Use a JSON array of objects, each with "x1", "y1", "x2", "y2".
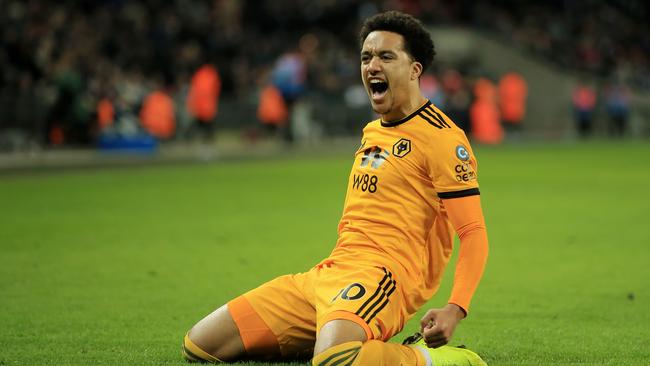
[{"x1": 392, "y1": 138, "x2": 411, "y2": 158}]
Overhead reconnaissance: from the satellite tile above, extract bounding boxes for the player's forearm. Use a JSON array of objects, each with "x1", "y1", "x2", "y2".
[
  {"x1": 442, "y1": 195, "x2": 489, "y2": 315},
  {"x1": 447, "y1": 225, "x2": 488, "y2": 314}
]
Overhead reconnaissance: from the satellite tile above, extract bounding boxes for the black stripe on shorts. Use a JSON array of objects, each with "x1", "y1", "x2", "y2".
[
  {"x1": 366, "y1": 281, "x2": 397, "y2": 323},
  {"x1": 354, "y1": 268, "x2": 390, "y2": 317},
  {"x1": 355, "y1": 268, "x2": 397, "y2": 323}
]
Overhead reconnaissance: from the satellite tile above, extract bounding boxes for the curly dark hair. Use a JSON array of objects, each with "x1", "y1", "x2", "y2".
[{"x1": 359, "y1": 11, "x2": 436, "y2": 72}]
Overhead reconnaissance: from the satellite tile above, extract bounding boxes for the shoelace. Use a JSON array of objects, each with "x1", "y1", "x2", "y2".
[
  {"x1": 402, "y1": 332, "x2": 468, "y2": 349},
  {"x1": 402, "y1": 332, "x2": 423, "y2": 345}
]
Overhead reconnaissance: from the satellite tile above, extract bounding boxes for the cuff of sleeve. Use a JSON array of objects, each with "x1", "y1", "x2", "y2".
[
  {"x1": 438, "y1": 188, "x2": 480, "y2": 199},
  {"x1": 447, "y1": 301, "x2": 468, "y2": 318}
]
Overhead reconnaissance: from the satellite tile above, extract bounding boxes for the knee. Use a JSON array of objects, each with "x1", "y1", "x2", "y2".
[
  {"x1": 312, "y1": 318, "x2": 369, "y2": 365},
  {"x1": 314, "y1": 318, "x2": 368, "y2": 355},
  {"x1": 181, "y1": 304, "x2": 246, "y2": 363}
]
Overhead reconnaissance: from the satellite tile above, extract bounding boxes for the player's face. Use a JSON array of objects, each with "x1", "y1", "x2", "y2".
[{"x1": 361, "y1": 31, "x2": 417, "y2": 120}]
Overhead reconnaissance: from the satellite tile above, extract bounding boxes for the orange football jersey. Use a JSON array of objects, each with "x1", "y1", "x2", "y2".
[{"x1": 328, "y1": 100, "x2": 480, "y2": 315}]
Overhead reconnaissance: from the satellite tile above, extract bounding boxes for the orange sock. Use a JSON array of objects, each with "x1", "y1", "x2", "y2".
[{"x1": 312, "y1": 340, "x2": 425, "y2": 366}]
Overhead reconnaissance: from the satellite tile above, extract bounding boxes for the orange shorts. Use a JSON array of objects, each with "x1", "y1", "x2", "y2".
[{"x1": 227, "y1": 261, "x2": 407, "y2": 359}]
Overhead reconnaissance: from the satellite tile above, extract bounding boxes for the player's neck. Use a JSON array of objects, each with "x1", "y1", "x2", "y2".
[{"x1": 381, "y1": 94, "x2": 428, "y2": 123}]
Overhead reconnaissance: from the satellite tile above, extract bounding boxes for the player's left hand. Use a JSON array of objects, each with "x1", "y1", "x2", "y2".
[{"x1": 419, "y1": 304, "x2": 465, "y2": 348}]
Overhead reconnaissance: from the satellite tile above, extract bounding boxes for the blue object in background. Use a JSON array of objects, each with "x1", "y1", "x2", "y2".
[{"x1": 97, "y1": 133, "x2": 157, "y2": 154}]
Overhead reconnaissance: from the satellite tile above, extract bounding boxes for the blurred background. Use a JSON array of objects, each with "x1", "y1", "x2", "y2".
[{"x1": 1, "y1": 0, "x2": 649, "y2": 163}]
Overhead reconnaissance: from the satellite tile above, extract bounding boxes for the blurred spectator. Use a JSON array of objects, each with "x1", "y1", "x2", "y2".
[
  {"x1": 186, "y1": 63, "x2": 221, "y2": 141},
  {"x1": 271, "y1": 50, "x2": 308, "y2": 143},
  {"x1": 49, "y1": 125, "x2": 65, "y2": 146},
  {"x1": 572, "y1": 80, "x2": 597, "y2": 137},
  {"x1": 498, "y1": 72, "x2": 528, "y2": 132},
  {"x1": 96, "y1": 97, "x2": 115, "y2": 131},
  {"x1": 46, "y1": 58, "x2": 92, "y2": 145},
  {"x1": 603, "y1": 79, "x2": 631, "y2": 137},
  {"x1": 442, "y1": 69, "x2": 472, "y2": 133},
  {"x1": 470, "y1": 77, "x2": 503, "y2": 144},
  {"x1": 420, "y1": 73, "x2": 446, "y2": 109},
  {"x1": 140, "y1": 86, "x2": 175, "y2": 139},
  {"x1": 272, "y1": 52, "x2": 307, "y2": 104},
  {"x1": 257, "y1": 84, "x2": 288, "y2": 134}
]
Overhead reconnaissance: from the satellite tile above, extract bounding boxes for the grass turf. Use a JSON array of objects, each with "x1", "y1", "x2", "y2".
[{"x1": 1, "y1": 140, "x2": 649, "y2": 365}]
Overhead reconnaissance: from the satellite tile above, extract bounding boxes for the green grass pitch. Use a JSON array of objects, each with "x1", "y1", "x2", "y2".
[{"x1": 1, "y1": 141, "x2": 649, "y2": 365}]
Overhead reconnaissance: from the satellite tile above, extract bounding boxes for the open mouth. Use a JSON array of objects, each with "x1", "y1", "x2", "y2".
[{"x1": 369, "y1": 79, "x2": 389, "y2": 98}]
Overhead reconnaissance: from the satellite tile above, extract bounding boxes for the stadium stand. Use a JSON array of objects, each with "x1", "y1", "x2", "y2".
[{"x1": 0, "y1": 0, "x2": 648, "y2": 150}]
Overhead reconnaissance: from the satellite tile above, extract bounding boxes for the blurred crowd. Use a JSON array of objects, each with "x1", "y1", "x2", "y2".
[
  {"x1": 470, "y1": 1, "x2": 649, "y2": 88},
  {"x1": 0, "y1": 0, "x2": 647, "y2": 149}
]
